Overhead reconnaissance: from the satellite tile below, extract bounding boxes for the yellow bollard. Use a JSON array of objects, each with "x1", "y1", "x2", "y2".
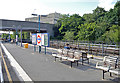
[
  {"x1": 91, "y1": 55, "x2": 94, "y2": 59},
  {"x1": 24, "y1": 43, "x2": 28, "y2": 48}
]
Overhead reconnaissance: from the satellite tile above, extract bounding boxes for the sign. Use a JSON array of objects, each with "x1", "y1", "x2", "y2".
[
  {"x1": 41, "y1": 34, "x2": 44, "y2": 46},
  {"x1": 37, "y1": 33, "x2": 42, "y2": 46},
  {"x1": 32, "y1": 34, "x2": 37, "y2": 45},
  {"x1": 44, "y1": 33, "x2": 49, "y2": 47}
]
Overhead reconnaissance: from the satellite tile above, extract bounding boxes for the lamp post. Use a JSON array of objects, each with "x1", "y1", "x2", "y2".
[
  {"x1": 17, "y1": 25, "x2": 22, "y2": 47},
  {"x1": 9, "y1": 29, "x2": 11, "y2": 42},
  {"x1": 20, "y1": 27, "x2": 22, "y2": 47},
  {"x1": 6, "y1": 28, "x2": 11, "y2": 43},
  {"x1": 31, "y1": 14, "x2": 41, "y2": 53},
  {"x1": 13, "y1": 25, "x2": 18, "y2": 45}
]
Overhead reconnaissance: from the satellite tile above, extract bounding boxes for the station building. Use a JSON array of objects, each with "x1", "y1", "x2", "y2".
[
  {"x1": 25, "y1": 12, "x2": 62, "y2": 24},
  {"x1": 0, "y1": 19, "x2": 54, "y2": 37},
  {"x1": 0, "y1": 12, "x2": 62, "y2": 39}
]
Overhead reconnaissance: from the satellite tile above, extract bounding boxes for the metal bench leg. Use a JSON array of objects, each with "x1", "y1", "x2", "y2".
[
  {"x1": 55, "y1": 57, "x2": 57, "y2": 61},
  {"x1": 76, "y1": 61, "x2": 78, "y2": 66},
  {"x1": 55, "y1": 57, "x2": 56, "y2": 61},
  {"x1": 71, "y1": 61, "x2": 72, "y2": 68},
  {"x1": 110, "y1": 72, "x2": 112, "y2": 77},
  {"x1": 60, "y1": 57, "x2": 62, "y2": 61},
  {"x1": 88, "y1": 58, "x2": 89, "y2": 64},
  {"x1": 103, "y1": 70, "x2": 105, "y2": 79},
  {"x1": 82, "y1": 58, "x2": 83, "y2": 65}
]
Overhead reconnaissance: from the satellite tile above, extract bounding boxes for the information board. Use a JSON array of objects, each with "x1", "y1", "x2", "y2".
[
  {"x1": 32, "y1": 34, "x2": 37, "y2": 45},
  {"x1": 44, "y1": 33, "x2": 49, "y2": 47},
  {"x1": 41, "y1": 33, "x2": 44, "y2": 46},
  {"x1": 32, "y1": 33, "x2": 49, "y2": 47}
]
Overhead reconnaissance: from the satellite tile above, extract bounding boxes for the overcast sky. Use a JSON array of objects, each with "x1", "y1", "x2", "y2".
[{"x1": 0, "y1": 0, "x2": 117, "y2": 21}]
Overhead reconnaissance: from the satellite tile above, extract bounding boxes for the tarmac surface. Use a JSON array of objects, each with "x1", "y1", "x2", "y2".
[{"x1": 1, "y1": 42, "x2": 119, "y2": 82}]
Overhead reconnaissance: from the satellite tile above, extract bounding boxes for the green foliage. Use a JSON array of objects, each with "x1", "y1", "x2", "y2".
[
  {"x1": 23, "y1": 32, "x2": 30, "y2": 39},
  {"x1": 63, "y1": 31, "x2": 74, "y2": 41},
  {"x1": 1, "y1": 33, "x2": 7, "y2": 39},
  {"x1": 93, "y1": 6, "x2": 106, "y2": 21},
  {"x1": 18, "y1": 32, "x2": 30, "y2": 40},
  {"x1": 77, "y1": 23, "x2": 97, "y2": 41},
  {"x1": 83, "y1": 13, "x2": 94, "y2": 23},
  {"x1": 98, "y1": 25, "x2": 120, "y2": 44},
  {"x1": 53, "y1": 1, "x2": 120, "y2": 44},
  {"x1": 59, "y1": 14, "x2": 84, "y2": 35}
]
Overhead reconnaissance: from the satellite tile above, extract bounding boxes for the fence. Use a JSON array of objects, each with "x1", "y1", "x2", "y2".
[{"x1": 50, "y1": 40, "x2": 119, "y2": 56}]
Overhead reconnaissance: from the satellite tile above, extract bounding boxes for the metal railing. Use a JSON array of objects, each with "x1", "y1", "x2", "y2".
[{"x1": 50, "y1": 40, "x2": 119, "y2": 56}]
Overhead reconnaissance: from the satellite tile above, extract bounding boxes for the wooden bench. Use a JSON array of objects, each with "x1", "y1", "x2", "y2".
[
  {"x1": 108, "y1": 58, "x2": 120, "y2": 77},
  {"x1": 52, "y1": 49, "x2": 90, "y2": 67},
  {"x1": 52, "y1": 49, "x2": 79, "y2": 67},
  {"x1": 52, "y1": 49, "x2": 63, "y2": 61},
  {"x1": 66, "y1": 49, "x2": 79, "y2": 67},
  {"x1": 96, "y1": 55, "x2": 118, "y2": 79}
]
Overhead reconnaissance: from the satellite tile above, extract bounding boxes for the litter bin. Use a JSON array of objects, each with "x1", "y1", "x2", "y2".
[{"x1": 24, "y1": 43, "x2": 28, "y2": 48}]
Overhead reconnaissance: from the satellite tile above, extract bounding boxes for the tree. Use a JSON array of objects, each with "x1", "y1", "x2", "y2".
[
  {"x1": 59, "y1": 14, "x2": 84, "y2": 35},
  {"x1": 54, "y1": 14, "x2": 69, "y2": 39},
  {"x1": 83, "y1": 13, "x2": 94, "y2": 23},
  {"x1": 97, "y1": 25, "x2": 120, "y2": 44},
  {"x1": 63, "y1": 31, "x2": 74, "y2": 41},
  {"x1": 93, "y1": 6, "x2": 106, "y2": 21},
  {"x1": 52, "y1": 1, "x2": 120, "y2": 44},
  {"x1": 77, "y1": 23, "x2": 97, "y2": 41}
]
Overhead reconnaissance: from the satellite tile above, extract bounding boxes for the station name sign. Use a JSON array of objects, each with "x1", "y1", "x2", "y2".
[{"x1": 32, "y1": 33, "x2": 49, "y2": 47}]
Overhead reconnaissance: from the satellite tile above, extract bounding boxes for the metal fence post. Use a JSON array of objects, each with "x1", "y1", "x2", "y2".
[
  {"x1": 88, "y1": 41, "x2": 90, "y2": 54},
  {"x1": 57, "y1": 40, "x2": 58, "y2": 49},
  {"x1": 102, "y1": 43, "x2": 104, "y2": 56}
]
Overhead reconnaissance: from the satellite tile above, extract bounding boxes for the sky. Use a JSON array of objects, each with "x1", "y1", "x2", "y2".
[{"x1": 0, "y1": 0, "x2": 118, "y2": 21}]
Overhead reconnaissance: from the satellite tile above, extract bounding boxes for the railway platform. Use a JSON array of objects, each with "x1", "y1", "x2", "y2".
[{"x1": 0, "y1": 42, "x2": 119, "y2": 82}]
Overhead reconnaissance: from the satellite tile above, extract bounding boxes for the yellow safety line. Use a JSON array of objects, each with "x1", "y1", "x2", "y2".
[{"x1": 0, "y1": 47, "x2": 13, "y2": 83}]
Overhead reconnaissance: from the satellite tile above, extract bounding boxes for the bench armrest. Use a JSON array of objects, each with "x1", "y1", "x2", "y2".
[{"x1": 96, "y1": 61, "x2": 104, "y2": 68}]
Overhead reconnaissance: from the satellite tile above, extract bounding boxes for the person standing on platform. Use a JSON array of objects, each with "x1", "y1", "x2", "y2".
[{"x1": 64, "y1": 43, "x2": 70, "y2": 49}]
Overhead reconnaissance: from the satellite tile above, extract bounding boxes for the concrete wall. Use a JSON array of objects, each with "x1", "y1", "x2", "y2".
[
  {"x1": 2, "y1": 19, "x2": 38, "y2": 29},
  {"x1": 25, "y1": 12, "x2": 62, "y2": 24}
]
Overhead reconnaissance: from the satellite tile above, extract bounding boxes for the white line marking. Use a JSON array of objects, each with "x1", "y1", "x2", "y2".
[{"x1": 1, "y1": 43, "x2": 32, "y2": 81}]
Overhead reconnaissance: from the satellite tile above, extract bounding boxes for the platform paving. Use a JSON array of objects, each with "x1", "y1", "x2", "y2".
[{"x1": 1, "y1": 42, "x2": 119, "y2": 81}]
